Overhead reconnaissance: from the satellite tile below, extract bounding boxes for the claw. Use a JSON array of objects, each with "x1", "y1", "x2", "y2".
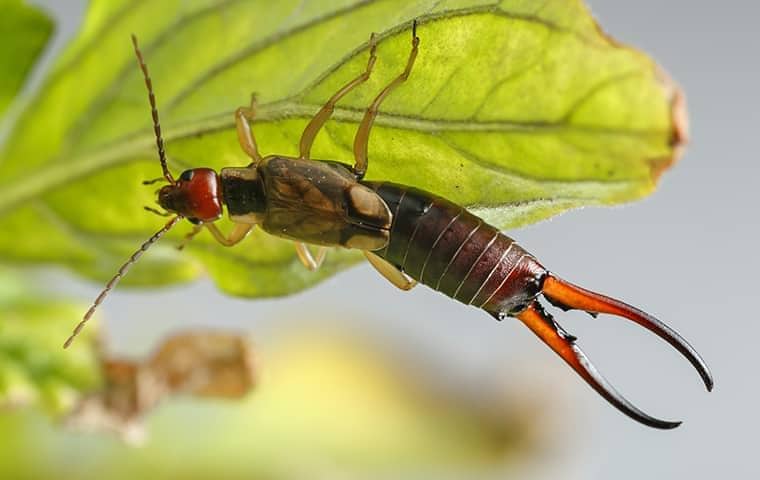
[
  {"x1": 514, "y1": 303, "x2": 682, "y2": 429},
  {"x1": 509, "y1": 272, "x2": 713, "y2": 429},
  {"x1": 541, "y1": 273, "x2": 713, "y2": 391}
]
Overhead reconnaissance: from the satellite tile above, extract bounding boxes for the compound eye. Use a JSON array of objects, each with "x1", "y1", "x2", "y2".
[{"x1": 179, "y1": 170, "x2": 194, "y2": 182}]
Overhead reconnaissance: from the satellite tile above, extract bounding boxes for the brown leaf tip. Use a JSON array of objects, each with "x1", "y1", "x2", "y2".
[
  {"x1": 649, "y1": 67, "x2": 690, "y2": 181},
  {"x1": 669, "y1": 86, "x2": 689, "y2": 150}
]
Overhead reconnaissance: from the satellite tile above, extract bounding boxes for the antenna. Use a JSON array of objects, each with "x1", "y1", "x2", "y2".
[
  {"x1": 131, "y1": 34, "x2": 174, "y2": 184},
  {"x1": 63, "y1": 216, "x2": 181, "y2": 348}
]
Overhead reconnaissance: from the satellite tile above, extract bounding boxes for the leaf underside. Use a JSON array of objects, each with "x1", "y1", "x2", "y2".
[{"x1": 0, "y1": 0, "x2": 685, "y2": 297}]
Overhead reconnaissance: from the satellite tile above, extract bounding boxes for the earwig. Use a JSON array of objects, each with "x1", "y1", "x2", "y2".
[{"x1": 65, "y1": 23, "x2": 712, "y2": 428}]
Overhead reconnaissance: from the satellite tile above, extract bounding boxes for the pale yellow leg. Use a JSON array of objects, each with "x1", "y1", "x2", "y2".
[
  {"x1": 177, "y1": 224, "x2": 203, "y2": 250},
  {"x1": 353, "y1": 22, "x2": 419, "y2": 179},
  {"x1": 299, "y1": 33, "x2": 378, "y2": 160},
  {"x1": 235, "y1": 94, "x2": 263, "y2": 164},
  {"x1": 205, "y1": 223, "x2": 253, "y2": 247},
  {"x1": 295, "y1": 243, "x2": 328, "y2": 271},
  {"x1": 364, "y1": 251, "x2": 417, "y2": 291}
]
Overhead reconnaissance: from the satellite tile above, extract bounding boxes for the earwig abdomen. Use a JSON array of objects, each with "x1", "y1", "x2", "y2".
[{"x1": 367, "y1": 182, "x2": 546, "y2": 316}]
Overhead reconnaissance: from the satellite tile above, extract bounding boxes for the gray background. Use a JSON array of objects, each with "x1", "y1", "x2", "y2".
[{"x1": 28, "y1": 1, "x2": 760, "y2": 478}]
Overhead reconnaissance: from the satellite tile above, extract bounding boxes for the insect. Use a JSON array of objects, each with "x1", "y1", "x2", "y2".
[{"x1": 64, "y1": 22, "x2": 712, "y2": 429}]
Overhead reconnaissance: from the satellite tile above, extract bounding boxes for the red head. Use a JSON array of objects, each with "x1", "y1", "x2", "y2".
[{"x1": 157, "y1": 168, "x2": 223, "y2": 223}]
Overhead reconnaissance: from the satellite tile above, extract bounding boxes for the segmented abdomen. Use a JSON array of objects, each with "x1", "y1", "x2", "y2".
[{"x1": 365, "y1": 182, "x2": 547, "y2": 315}]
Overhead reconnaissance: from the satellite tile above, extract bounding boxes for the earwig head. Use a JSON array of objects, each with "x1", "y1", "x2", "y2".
[{"x1": 157, "y1": 168, "x2": 223, "y2": 224}]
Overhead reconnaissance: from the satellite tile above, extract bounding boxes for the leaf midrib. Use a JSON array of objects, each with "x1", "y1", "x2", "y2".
[{"x1": 0, "y1": 96, "x2": 666, "y2": 215}]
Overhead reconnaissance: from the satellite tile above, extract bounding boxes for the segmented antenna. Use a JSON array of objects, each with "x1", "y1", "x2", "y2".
[
  {"x1": 131, "y1": 34, "x2": 174, "y2": 184},
  {"x1": 63, "y1": 216, "x2": 181, "y2": 349}
]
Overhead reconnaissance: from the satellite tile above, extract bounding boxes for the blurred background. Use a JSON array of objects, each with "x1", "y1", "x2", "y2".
[{"x1": 2, "y1": 0, "x2": 758, "y2": 478}]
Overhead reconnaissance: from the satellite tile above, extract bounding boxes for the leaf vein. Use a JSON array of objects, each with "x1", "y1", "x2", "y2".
[{"x1": 164, "y1": 0, "x2": 377, "y2": 113}]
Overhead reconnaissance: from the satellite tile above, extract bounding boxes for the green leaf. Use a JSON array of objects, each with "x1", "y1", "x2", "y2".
[
  {"x1": 0, "y1": 0, "x2": 53, "y2": 118},
  {"x1": 0, "y1": 0, "x2": 685, "y2": 297},
  {"x1": 0, "y1": 270, "x2": 100, "y2": 414}
]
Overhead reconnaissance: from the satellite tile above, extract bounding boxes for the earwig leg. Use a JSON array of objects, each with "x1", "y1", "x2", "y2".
[
  {"x1": 142, "y1": 177, "x2": 166, "y2": 185},
  {"x1": 295, "y1": 243, "x2": 328, "y2": 271},
  {"x1": 540, "y1": 273, "x2": 713, "y2": 391},
  {"x1": 205, "y1": 223, "x2": 253, "y2": 247},
  {"x1": 299, "y1": 34, "x2": 378, "y2": 160},
  {"x1": 144, "y1": 206, "x2": 171, "y2": 217},
  {"x1": 364, "y1": 251, "x2": 417, "y2": 291},
  {"x1": 353, "y1": 21, "x2": 419, "y2": 179},
  {"x1": 177, "y1": 225, "x2": 203, "y2": 250},
  {"x1": 514, "y1": 302, "x2": 682, "y2": 429},
  {"x1": 235, "y1": 94, "x2": 263, "y2": 164}
]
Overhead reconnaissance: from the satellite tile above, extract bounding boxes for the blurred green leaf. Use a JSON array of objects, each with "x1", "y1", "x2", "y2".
[
  {"x1": 0, "y1": 332, "x2": 551, "y2": 479},
  {"x1": 0, "y1": 0, "x2": 53, "y2": 118},
  {"x1": 0, "y1": 0, "x2": 684, "y2": 297},
  {"x1": 0, "y1": 271, "x2": 100, "y2": 414}
]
